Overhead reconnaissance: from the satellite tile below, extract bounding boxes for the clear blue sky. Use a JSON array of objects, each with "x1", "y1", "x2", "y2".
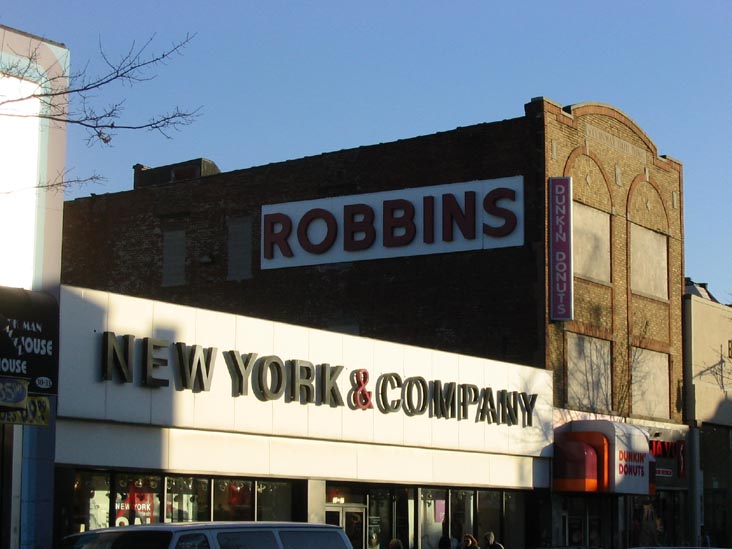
[{"x1": 3, "y1": 1, "x2": 731, "y2": 299}]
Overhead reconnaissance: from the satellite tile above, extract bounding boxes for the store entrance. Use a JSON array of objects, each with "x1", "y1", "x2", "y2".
[
  {"x1": 560, "y1": 495, "x2": 611, "y2": 549},
  {"x1": 326, "y1": 505, "x2": 366, "y2": 549}
]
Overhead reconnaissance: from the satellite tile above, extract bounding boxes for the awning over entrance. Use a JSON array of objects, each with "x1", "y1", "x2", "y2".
[
  {"x1": 553, "y1": 436, "x2": 598, "y2": 492},
  {"x1": 553, "y1": 430, "x2": 609, "y2": 492},
  {"x1": 553, "y1": 420, "x2": 653, "y2": 495}
]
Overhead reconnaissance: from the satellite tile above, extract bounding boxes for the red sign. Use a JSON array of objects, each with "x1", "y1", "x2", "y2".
[
  {"x1": 549, "y1": 177, "x2": 573, "y2": 321},
  {"x1": 115, "y1": 484, "x2": 156, "y2": 526},
  {"x1": 650, "y1": 439, "x2": 686, "y2": 479}
]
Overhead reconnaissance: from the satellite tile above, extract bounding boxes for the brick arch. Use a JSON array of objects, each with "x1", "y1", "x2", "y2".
[
  {"x1": 564, "y1": 146, "x2": 613, "y2": 212},
  {"x1": 626, "y1": 175, "x2": 669, "y2": 234},
  {"x1": 563, "y1": 102, "x2": 660, "y2": 158}
]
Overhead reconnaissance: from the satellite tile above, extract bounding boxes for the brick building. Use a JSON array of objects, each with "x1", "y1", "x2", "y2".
[
  {"x1": 61, "y1": 97, "x2": 689, "y2": 547},
  {"x1": 63, "y1": 97, "x2": 684, "y2": 420}
]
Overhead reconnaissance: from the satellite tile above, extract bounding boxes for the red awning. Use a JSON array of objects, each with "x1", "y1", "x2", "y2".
[
  {"x1": 553, "y1": 436, "x2": 598, "y2": 492},
  {"x1": 553, "y1": 431, "x2": 610, "y2": 493}
]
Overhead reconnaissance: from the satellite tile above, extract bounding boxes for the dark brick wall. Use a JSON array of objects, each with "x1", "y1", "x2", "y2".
[{"x1": 62, "y1": 113, "x2": 547, "y2": 366}]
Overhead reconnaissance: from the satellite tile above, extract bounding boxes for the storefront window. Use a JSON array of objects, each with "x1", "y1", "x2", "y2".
[
  {"x1": 525, "y1": 490, "x2": 551, "y2": 548},
  {"x1": 630, "y1": 496, "x2": 659, "y2": 546},
  {"x1": 166, "y1": 476, "x2": 211, "y2": 522},
  {"x1": 503, "y1": 491, "x2": 525, "y2": 549},
  {"x1": 345, "y1": 509, "x2": 366, "y2": 549},
  {"x1": 72, "y1": 471, "x2": 110, "y2": 532},
  {"x1": 213, "y1": 479, "x2": 254, "y2": 521},
  {"x1": 587, "y1": 499, "x2": 602, "y2": 549},
  {"x1": 58, "y1": 470, "x2": 313, "y2": 542},
  {"x1": 395, "y1": 488, "x2": 415, "y2": 549},
  {"x1": 560, "y1": 494, "x2": 613, "y2": 548},
  {"x1": 476, "y1": 490, "x2": 501, "y2": 543},
  {"x1": 367, "y1": 489, "x2": 392, "y2": 549},
  {"x1": 564, "y1": 496, "x2": 587, "y2": 546},
  {"x1": 629, "y1": 492, "x2": 687, "y2": 547},
  {"x1": 327, "y1": 483, "x2": 367, "y2": 505},
  {"x1": 257, "y1": 480, "x2": 292, "y2": 521},
  {"x1": 114, "y1": 474, "x2": 162, "y2": 526},
  {"x1": 419, "y1": 488, "x2": 447, "y2": 549},
  {"x1": 450, "y1": 489, "x2": 475, "y2": 540}
]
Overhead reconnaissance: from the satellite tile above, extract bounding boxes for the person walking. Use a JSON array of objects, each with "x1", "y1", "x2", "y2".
[
  {"x1": 388, "y1": 539, "x2": 403, "y2": 549},
  {"x1": 483, "y1": 531, "x2": 504, "y2": 549}
]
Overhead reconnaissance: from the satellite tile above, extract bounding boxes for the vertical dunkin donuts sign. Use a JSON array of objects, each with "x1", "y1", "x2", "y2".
[{"x1": 549, "y1": 177, "x2": 573, "y2": 321}]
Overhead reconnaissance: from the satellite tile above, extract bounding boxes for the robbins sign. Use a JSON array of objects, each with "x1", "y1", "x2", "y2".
[{"x1": 261, "y1": 177, "x2": 524, "y2": 269}]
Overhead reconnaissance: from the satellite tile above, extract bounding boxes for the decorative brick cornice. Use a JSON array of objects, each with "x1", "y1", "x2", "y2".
[{"x1": 532, "y1": 98, "x2": 682, "y2": 173}]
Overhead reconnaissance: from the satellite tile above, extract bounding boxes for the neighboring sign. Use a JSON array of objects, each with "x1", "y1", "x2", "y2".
[
  {"x1": 549, "y1": 177, "x2": 573, "y2": 321},
  {"x1": 261, "y1": 177, "x2": 524, "y2": 269},
  {"x1": 0, "y1": 286, "x2": 59, "y2": 396},
  {"x1": 115, "y1": 484, "x2": 156, "y2": 526},
  {"x1": 0, "y1": 377, "x2": 29, "y2": 410},
  {"x1": 0, "y1": 396, "x2": 50, "y2": 426},
  {"x1": 650, "y1": 437, "x2": 688, "y2": 487}
]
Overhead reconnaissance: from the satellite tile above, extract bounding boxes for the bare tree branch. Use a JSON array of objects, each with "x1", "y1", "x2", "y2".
[
  {"x1": 0, "y1": 168, "x2": 105, "y2": 194},
  {"x1": 1, "y1": 32, "x2": 200, "y2": 146}
]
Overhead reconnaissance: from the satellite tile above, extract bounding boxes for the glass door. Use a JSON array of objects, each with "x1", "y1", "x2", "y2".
[{"x1": 326, "y1": 505, "x2": 367, "y2": 549}]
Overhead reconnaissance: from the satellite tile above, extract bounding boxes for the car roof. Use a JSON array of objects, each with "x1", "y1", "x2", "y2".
[{"x1": 66, "y1": 522, "x2": 343, "y2": 535}]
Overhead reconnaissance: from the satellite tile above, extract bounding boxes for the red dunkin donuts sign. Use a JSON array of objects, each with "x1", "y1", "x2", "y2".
[{"x1": 261, "y1": 177, "x2": 524, "y2": 269}]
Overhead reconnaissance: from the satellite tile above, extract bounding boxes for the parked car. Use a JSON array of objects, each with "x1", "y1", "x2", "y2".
[{"x1": 60, "y1": 521, "x2": 354, "y2": 549}]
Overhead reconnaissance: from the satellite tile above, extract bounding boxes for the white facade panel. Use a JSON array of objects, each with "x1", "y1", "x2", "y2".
[
  {"x1": 192, "y1": 309, "x2": 237, "y2": 432},
  {"x1": 272, "y1": 322, "x2": 312, "y2": 438},
  {"x1": 341, "y1": 336, "x2": 376, "y2": 444},
  {"x1": 402, "y1": 346, "x2": 434, "y2": 447},
  {"x1": 58, "y1": 288, "x2": 109, "y2": 419},
  {"x1": 58, "y1": 285, "x2": 553, "y2": 488},
  {"x1": 0, "y1": 25, "x2": 68, "y2": 294},
  {"x1": 456, "y1": 355, "x2": 488, "y2": 452},
  {"x1": 106, "y1": 292, "x2": 155, "y2": 424},
  {"x1": 0, "y1": 77, "x2": 41, "y2": 290},
  {"x1": 269, "y1": 438, "x2": 359, "y2": 480},
  {"x1": 56, "y1": 420, "x2": 169, "y2": 471},
  {"x1": 371, "y1": 340, "x2": 406, "y2": 446},
  {"x1": 149, "y1": 301, "x2": 197, "y2": 427},
  {"x1": 167, "y1": 428, "x2": 271, "y2": 476},
  {"x1": 233, "y1": 315, "x2": 275, "y2": 434},
  {"x1": 429, "y1": 351, "x2": 461, "y2": 450},
  {"x1": 57, "y1": 418, "x2": 549, "y2": 489},
  {"x1": 356, "y1": 446, "x2": 434, "y2": 484}
]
